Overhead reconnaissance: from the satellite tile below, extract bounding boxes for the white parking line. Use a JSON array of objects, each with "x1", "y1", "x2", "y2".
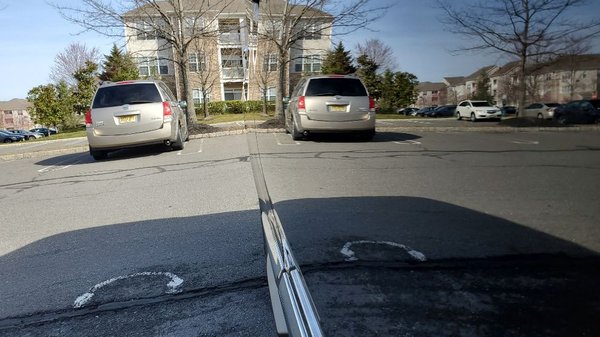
[
  {"x1": 177, "y1": 139, "x2": 204, "y2": 155},
  {"x1": 274, "y1": 133, "x2": 300, "y2": 145},
  {"x1": 393, "y1": 140, "x2": 421, "y2": 145},
  {"x1": 37, "y1": 153, "x2": 86, "y2": 173},
  {"x1": 511, "y1": 139, "x2": 539, "y2": 145}
]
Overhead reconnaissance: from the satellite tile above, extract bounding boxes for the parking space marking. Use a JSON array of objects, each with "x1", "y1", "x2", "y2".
[
  {"x1": 37, "y1": 153, "x2": 87, "y2": 173},
  {"x1": 511, "y1": 139, "x2": 540, "y2": 145},
  {"x1": 73, "y1": 271, "x2": 184, "y2": 309},
  {"x1": 177, "y1": 139, "x2": 204, "y2": 155},
  {"x1": 341, "y1": 240, "x2": 427, "y2": 262},
  {"x1": 274, "y1": 133, "x2": 300, "y2": 146},
  {"x1": 393, "y1": 140, "x2": 421, "y2": 145}
]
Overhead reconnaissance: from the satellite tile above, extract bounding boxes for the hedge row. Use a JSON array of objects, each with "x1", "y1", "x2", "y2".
[{"x1": 194, "y1": 100, "x2": 276, "y2": 115}]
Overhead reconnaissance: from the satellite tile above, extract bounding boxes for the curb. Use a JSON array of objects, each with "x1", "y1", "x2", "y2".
[{"x1": 0, "y1": 146, "x2": 89, "y2": 161}]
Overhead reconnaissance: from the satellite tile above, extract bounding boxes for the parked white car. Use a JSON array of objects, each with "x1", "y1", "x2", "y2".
[
  {"x1": 456, "y1": 100, "x2": 502, "y2": 122},
  {"x1": 524, "y1": 102, "x2": 561, "y2": 119}
]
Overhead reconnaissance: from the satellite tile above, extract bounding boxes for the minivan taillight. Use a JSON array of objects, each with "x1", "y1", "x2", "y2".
[
  {"x1": 163, "y1": 101, "x2": 173, "y2": 122},
  {"x1": 298, "y1": 96, "x2": 306, "y2": 110},
  {"x1": 369, "y1": 97, "x2": 376, "y2": 111},
  {"x1": 85, "y1": 108, "x2": 92, "y2": 127}
]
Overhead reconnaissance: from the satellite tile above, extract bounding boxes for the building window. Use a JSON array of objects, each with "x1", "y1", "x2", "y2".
[
  {"x1": 303, "y1": 24, "x2": 321, "y2": 40},
  {"x1": 183, "y1": 17, "x2": 204, "y2": 36},
  {"x1": 264, "y1": 87, "x2": 276, "y2": 101},
  {"x1": 294, "y1": 55, "x2": 321, "y2": 73},
  {"x1": 136, "y1": 21, "x2": 157, "y2": 40},
  {"x1": 263, "y1": 54, "x2": 277, "y2": 72},
  {"x1": 137, "y1": 57, "x2": 169, "y2": 76},
  {"x1": 189, "y1": 53, "x2": 206, "y2": 72},
  {"x1": 224, "y1": 88, "x2": 243, "y2": 101},
  {"x1": 192, "y1": 89, "x2": 210, "y2": 104}
]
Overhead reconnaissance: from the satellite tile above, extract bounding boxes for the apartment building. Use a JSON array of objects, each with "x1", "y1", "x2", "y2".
[
  {"x1": 416, "y1": 82, "x2": 447, "y2": 107},
  {"x1": 0, "y1": 99, "x2": 33, "y2": 130},
  {"x1": 123, "y1": 0, "x2": 332, "y2": 105},
  {"x1": 438, "y1": 55, "x2": 600, "y2": 107}
]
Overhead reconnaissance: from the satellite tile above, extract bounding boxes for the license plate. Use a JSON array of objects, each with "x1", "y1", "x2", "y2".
[
  {"x1": 329, "y1": 105, "x2": 347, "y2": 112},
  {"x1": 118, "y1": 115, "x2": 137, "y2": 123}
]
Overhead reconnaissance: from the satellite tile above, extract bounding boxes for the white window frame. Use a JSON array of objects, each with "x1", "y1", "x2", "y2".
[
  {"x1": 264, "y1": 87, "x2": 276, "y2": 101},
  {"x1": 136, "y1": 21, "x2": 157, "y2": 40},
  {"x1": 192, "y1": 89, "x2": 211, "y2": 104},
  {"x1": 224, "y1": 88, "x2": 243, "y2": 101},
  {"x1": 137, "y1": 56, "x2": 169, "y2": 76},
  {"x1": 263, "y1": 54, "x2": 277, "y2": 72},
  {"x1": 294, "y1": 55, "x2": 322, "y2": 73},
  {"x1": 189, "y1": 53, "x2": 206, "y2": 72}
]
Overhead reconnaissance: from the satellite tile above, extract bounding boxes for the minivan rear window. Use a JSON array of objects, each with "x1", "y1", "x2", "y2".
[
  {"x1": 305, "y1": 78, "x2": 368, "y2": 97},
  {"x1": 92, "y1": 84, "x2": 162, "y2": 108}
]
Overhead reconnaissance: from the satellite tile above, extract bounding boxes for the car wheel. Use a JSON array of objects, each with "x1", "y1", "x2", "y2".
[
  {"x1": 171, "y1": 124, "x2": 185, "y2": 150},
  {"x1": 291, "y1": 118, "x2": 303, "y2": 141},
  {"x1": 90, "y1": 149, "x2": 107, "y2": 160},
  {"x1": 471, "y1": 112, "x2": 477, "y2": 122},
  {"x1": 3, "y1": 139, "x2": 12, "y2": 143},
  {"x1": 362, "y1": 129, "x2": 375, "y2": 141},
  {"x1": 537, "y1": 113, "x2": 544, "y2": 119},
  {"x1": 556, "y1": 115, "x2": 568, "y2": 125},
  {"x1": 456, "y1": 113, "x2": 462, "y2": 120}
]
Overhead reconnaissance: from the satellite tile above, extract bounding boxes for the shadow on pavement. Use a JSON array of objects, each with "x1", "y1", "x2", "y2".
[{"x1": 274, "y1": 196, "x2": 600, "y2": 337}]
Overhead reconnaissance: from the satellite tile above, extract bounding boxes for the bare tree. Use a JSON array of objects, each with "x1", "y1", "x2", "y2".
[
  {"x1": 49, "y1": 42, "x2": 100, "y2": 87},
  {"x1": 355, "y1": 38, "x2": 397, "y2": 72},
  {"x1": 52, "y1": 0, "x2": 237, "y2": 125},
  {"x1": 255, "y1": 0, "x2": 391, "y2": 117},
  {"x1": 438, "y1": 0, "x2": 600, "y2": 116},
  {"x1": 188, "y1": 38, "x2": 220, "y2": 119}
]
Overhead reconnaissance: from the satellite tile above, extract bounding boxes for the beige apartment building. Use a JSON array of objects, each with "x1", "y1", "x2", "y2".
[
  {"x1": 440, "y1": 55, "x2": 600, "y2": 107},
  {"x1": 123, "y1": 0, "x2": 332, "y2": 105},
  {"x1": 0, "y1": 99, "x2": 34, "y2": 130}
]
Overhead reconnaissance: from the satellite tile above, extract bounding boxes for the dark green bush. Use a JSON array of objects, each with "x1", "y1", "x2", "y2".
[{"x1": 195, "y1": 100, "x2": 276, "y2": 115}]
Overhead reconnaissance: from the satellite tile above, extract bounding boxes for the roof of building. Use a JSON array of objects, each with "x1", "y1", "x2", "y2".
[
  {"x1": 417, "y1": 82, "x2": 447, "y2": 92},
  {"x1": 0, "y1": 99, "x2": 31, "y2": 111},
  {"x1": 533, "y1": 54, "x2": 600, "y2": 73},
  {"x1": 443, "y1": 76, "x2": 465, "y2": 86},
  {"x1": 124, "y1": 0, "x2": 331, "y2": 19},
  {"x1": 492, "y1": 61, "x2": 520, "y2": 77},
  {"x1": 465, "y1": 65, "x2": 496, "y2": 81}
]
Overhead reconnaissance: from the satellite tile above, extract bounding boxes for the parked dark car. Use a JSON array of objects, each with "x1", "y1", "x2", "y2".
[
  {"x1": 0, "y1": 130, "x2": 25, "y2": 143},
  {"x1": 553, "y1": 99, "x2": 600, "y2": 124},
  {"x1": 29, "y1": 127, "x2": 57, "y2": 137},
  {"x1": 397, "y1": 107, "x2": 419, "y2": 115},
  {"x1": 9, "y1": 129, "x2": 43, "y2": 140},
  {"x1": 500, "y1": 106, "x2": 517, "y2": 115},
  {"x1": 413, "y1": 106, "x2": 436, "y2": 117},
  {"x1": 425, "y1": 105, "x2": 456, "y2": 117}
]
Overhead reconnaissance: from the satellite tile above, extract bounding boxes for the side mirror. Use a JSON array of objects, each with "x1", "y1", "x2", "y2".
[{"x1": 179, "y1": 100, "x2": 188, "y2": 108}]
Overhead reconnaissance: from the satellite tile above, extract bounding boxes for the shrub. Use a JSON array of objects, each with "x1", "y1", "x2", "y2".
[{"x1": 195, "y1": 100, "x2": 276, "y2": 115}]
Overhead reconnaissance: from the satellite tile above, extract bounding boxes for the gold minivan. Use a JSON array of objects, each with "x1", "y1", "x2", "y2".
[
  {"x1": 85, "y1": 80, "x2": 188, "y2": 160},
  {"x1": 285, "y1": 75, "x2": 376, "y2": 140}
]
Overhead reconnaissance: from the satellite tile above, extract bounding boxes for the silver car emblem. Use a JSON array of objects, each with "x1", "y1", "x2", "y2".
[{"x1": 122, "y1": 104, "x2": 130, "y2": 110}]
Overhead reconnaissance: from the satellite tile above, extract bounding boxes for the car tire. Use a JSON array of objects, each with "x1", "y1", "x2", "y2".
[
  {"x1": 556, "y1": 115, "x2": 568, "y2": 125},
  {"x1": 456, "y1": 113, "x2": 461, "y2": 120},
  {"x1": 471, "y1": 112, "x2": 477, "y2": 122},
  {"x1": 291, "y1": 118, "x2": 303, "y2": 141},
  {"x1": 3, "y1": 139, "x2": 12, "y2": 143},
  {"x1": 362, "y1": 129, "x2": 376, "y2": 141},
  {"x1": 171, "y1": 125, "x2": 185, "y2": 150},
  {"x1": 90, "y1": 149, "x2": 107, "y2": 160},
  {"x1": 537, "y1": 113, "x2": 544, "y2": 119}
]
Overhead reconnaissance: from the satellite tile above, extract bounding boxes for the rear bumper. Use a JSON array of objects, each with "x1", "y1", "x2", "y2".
[
  {"x1": 297, "y1": 113, "x2": 375, "y2": 132},
  {"x1": 86, "y1": 125, "x2": 175, "y2": 150}
]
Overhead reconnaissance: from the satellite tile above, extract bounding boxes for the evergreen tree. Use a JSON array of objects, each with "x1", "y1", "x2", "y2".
[
  {"x1": 99, "y1": 44, "x2": 140, "y2": 82},
  {"x1": 356, "y1": 54, "x2": 380, "y2": 99},
  {"x1": 472, "y1": 75, "x2": 493, "y2": 102},
  {"x1": 321, "y1": 42, "x2": 357, "y2": 75},
  {"x1": 73, "y1": 61, "x2": 99, "y2": 115},
  {"x1": 378, "y1": 70, "x2": 419, "y2": 111}
]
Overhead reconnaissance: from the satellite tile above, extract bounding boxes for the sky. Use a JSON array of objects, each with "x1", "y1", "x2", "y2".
[{"x1": 1, "y1": 0, "x2": 600, "y2": 101}]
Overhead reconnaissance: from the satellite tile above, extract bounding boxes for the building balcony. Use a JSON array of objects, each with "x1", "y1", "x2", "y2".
[
  {"x1": 219, "y1": 33, "x2": 241, "y2": 45},
  {"x1": 222, "y1": 67, "x2": 244, "y2": 80}
]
